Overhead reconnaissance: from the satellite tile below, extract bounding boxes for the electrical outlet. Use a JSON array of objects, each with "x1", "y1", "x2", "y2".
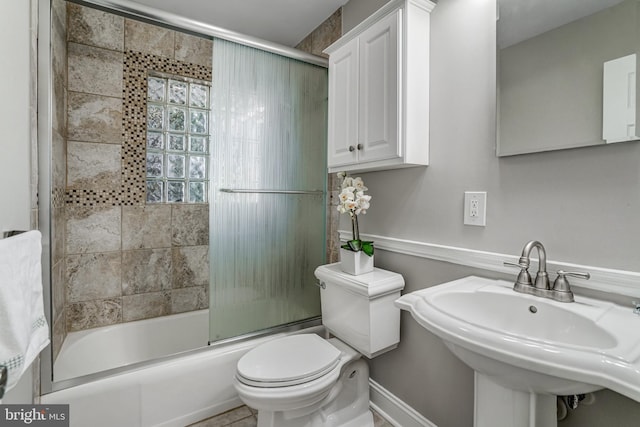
[
  {"x1": 464, "y1": 192, "x2": 487, "y2": 226},
  {"x1": 470, "y1": 199, "x2": 479, "y2": 217}
]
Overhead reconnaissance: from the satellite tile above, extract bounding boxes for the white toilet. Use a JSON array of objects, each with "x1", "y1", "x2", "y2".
[{"x1": 234, "y1": 263, "x2": 405, "y2": 427}]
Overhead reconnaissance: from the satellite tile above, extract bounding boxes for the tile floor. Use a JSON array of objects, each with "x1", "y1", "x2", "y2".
[{"x1": 188, "y1": 405, "x2": 394, "y2": 427}]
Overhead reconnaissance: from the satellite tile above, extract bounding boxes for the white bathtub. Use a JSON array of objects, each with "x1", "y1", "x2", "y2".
[
  {"x1": 54, "y1": 310, "x2": 210, "y2": 381},
  {"x1": 43, "y1": 312, "x2": 323, "y2": 427}
]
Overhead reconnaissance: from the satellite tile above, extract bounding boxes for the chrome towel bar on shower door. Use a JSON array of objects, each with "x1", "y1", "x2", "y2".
[{"x1": 219, "y1": 189, "x2": 324, "y2": 195}]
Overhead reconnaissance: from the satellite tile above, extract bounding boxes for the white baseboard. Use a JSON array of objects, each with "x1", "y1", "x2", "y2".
[
  {"x1": 339, "y1": 230, "x2": 640, "y2": 298},
  {"x1": 369, "y1": 379, "x2": 437, "y2": 427}
]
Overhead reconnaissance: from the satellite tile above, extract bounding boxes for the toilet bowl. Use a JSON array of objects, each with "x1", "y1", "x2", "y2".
[
  {"x1": 233, "y1": 263, "x2": 405, "y2": 427},
  {"x1": 235, "y1": 335, "x2": 371, "y2": 426}
]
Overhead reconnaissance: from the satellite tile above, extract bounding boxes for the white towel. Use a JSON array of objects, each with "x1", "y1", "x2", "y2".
[{"x1": 0, "y1": 230, "x2": 50, "y2": 392}]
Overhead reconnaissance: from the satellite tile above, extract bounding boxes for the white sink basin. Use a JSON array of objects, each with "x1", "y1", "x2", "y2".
[{"x1": 396, "y1": 276, "x2": 640, "y2": 402}]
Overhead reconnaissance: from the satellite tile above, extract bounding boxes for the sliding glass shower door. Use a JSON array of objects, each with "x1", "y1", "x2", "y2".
[{"x1": 209, "y1": 39, "x2": 328, "y2": 341}]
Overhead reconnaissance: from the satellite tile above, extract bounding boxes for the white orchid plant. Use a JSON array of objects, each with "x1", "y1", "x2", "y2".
[{"x1": 337, "y1": 172, "x2": 374, "y2": 257}]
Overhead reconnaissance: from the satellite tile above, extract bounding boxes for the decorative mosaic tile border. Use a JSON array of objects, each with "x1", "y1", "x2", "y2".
[
  {"x1": 64, "y1": 50, "x2": 212, "y2": 206},
  {"x1": 66, "y1": 189, "x2": 123, "y2": 206},
  {"x1": 52, "y1": 187, "x2": 67, "y2": 209},
  {"x1": 122, "y1": 51, "x2": 212, "y2": 206}
]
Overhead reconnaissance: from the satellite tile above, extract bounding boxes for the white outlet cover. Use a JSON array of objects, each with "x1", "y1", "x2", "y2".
[{"x1": 464, "y1": 191, "x2": 487, "y2": 226}]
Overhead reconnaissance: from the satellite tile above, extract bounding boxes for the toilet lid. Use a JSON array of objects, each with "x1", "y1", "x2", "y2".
[{"x1": 236, "y1": 334, "x2": 342, "y2": 387}]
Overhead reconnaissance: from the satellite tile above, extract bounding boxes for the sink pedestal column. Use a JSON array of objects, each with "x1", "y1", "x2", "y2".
[{"x1": 474, "y1": 373, "x2": 556, "y2": 427}]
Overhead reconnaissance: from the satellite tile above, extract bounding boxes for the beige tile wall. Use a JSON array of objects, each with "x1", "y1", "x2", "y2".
[
  {"x1": 58, "y1": 4, "x2": 213, "y2": 344},
  {"x1": 50, "y1": 0, "x2": 68, "y2": 363}
]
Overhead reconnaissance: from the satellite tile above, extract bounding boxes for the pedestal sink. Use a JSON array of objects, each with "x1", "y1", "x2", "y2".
[{"x1": 396, "y1": 276, "x2": 640, "y2": 427}]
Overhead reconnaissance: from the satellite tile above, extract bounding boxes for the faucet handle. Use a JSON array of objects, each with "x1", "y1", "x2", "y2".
[
  {"x1": 557, "y1": 270, "x2": 590, "y2": 280},
  {"x1": 553, "y1": 270, "x2": 590, "y2": 292},
  {"x1": 504, "y1": 261, "x2": 527, "y2": 269},
  {"x1": 504, "y1": 261, "x2": 532, "y2": 287}
]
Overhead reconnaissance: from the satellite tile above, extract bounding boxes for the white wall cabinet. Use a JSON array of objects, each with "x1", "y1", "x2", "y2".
[{"x1": 325, "y1": 0, "x2": 435, "y2": 173}]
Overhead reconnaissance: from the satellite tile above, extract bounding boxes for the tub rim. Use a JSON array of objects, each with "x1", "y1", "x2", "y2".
[{"x1": 44, "y1": 317, "x2": 322, "y2": 394}]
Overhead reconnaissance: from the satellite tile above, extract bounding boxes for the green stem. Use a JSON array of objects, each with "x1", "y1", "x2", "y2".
[
  {"x1": 351, "y1": 213, "x2": 356, "y2": 241},
  {"x1": 354, "y1": 214, "x2": 360, "y2": 241}
]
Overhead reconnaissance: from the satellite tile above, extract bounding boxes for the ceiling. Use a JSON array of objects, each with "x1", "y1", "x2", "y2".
[
  {"x1": 127, "y1": 0, "x2": 349, "y2": 47},
  {"x1": 125, "y1": 0, "x2": 628, "y2": 53}
]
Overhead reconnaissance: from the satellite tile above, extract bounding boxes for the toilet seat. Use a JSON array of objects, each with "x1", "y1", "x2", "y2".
[{"x1": 236, "y1": 334, "x2": 342, "y2": 387}]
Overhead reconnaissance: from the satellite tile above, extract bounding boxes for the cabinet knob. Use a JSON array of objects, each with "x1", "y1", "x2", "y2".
[
  {"x1": 357, "y1": 144, "x2": 363, "y2": 150},
  {"x1": 349, "y1": 145, "x2": 355, "y2": 152}
]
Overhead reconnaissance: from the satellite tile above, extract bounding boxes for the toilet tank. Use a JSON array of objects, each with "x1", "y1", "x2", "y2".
[{"x1": 314, "y1": 263, "x2": 405, "y2": 358}]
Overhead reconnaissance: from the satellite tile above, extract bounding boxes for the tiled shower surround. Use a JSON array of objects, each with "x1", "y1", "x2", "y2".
[
  {"x1": 49, "y1": 0, "x2": 342, "y2": 362},
  {"x1": 50, "y1": 0, "x2": 68, "y2": 362},
  {"x1": 50, "y1": 1, "x2": 213, "y2": 360}
]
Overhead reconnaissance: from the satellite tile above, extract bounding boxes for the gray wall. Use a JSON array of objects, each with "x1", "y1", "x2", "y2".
[{"x1": 341, "y1": 0, "x2": 640, "y2": 425}]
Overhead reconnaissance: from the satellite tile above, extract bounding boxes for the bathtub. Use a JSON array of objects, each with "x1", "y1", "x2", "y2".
[
  {"x1": 43, "y1": 313, "x2": 323, "y2": 427},
  {"x1": 54, "y1": 310, "x2": 210, "y2": 381}
]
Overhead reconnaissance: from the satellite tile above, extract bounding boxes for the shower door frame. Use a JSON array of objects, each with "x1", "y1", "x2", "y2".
[{"x1": 38, "y1": 0, "x2": 328, "y2": 395}]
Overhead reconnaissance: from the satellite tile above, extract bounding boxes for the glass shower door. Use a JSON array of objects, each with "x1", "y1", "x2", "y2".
[{"x1": 209, "y1": 39, "x2": 328, "y2": 341}]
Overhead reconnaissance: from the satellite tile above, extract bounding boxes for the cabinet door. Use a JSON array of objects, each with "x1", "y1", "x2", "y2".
[
  {"x1": 327, "y1": 40, "x2": 359, "y2": 168},
  {"x1": 358, "y1": 10, "x2": 400, "y2": 163}
]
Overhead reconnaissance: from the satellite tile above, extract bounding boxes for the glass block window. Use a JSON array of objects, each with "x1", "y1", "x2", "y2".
[{"x1": 146, "y1": 75, "x2": 210, "y2": 203}]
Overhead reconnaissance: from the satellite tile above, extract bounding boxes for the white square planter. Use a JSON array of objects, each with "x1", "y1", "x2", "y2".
[{"x1": 340, "y1": 248, "x2": 374, "y2": 275}]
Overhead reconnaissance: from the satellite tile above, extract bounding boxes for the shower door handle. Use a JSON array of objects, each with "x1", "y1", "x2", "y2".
[{"x1": 219, "y1": 189, "x2": 324, "y2": 195}]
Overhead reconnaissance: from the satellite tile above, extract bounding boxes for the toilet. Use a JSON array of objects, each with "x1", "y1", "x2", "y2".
[{"x1": 234, "y1": 262, "x2": 405, "y2": 427}]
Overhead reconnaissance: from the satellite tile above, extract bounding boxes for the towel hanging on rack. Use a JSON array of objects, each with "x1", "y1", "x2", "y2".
[{"x1": 0, "y1": 230, "x2": 49, "y2": 394}]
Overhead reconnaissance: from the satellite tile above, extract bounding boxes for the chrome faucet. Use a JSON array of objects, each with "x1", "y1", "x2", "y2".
[{"x1": 504, "y1": 240, "x2": 590, "y2": 303}]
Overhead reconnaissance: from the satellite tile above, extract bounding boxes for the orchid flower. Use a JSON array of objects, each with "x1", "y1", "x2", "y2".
[{"x1": 336, "y1": 172, "x2": 374, "y2": 256}]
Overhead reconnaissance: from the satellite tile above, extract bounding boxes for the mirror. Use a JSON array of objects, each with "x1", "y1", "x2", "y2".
[{"x1": 497, "y1": 0, "x2": 640, "y2": 156}]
